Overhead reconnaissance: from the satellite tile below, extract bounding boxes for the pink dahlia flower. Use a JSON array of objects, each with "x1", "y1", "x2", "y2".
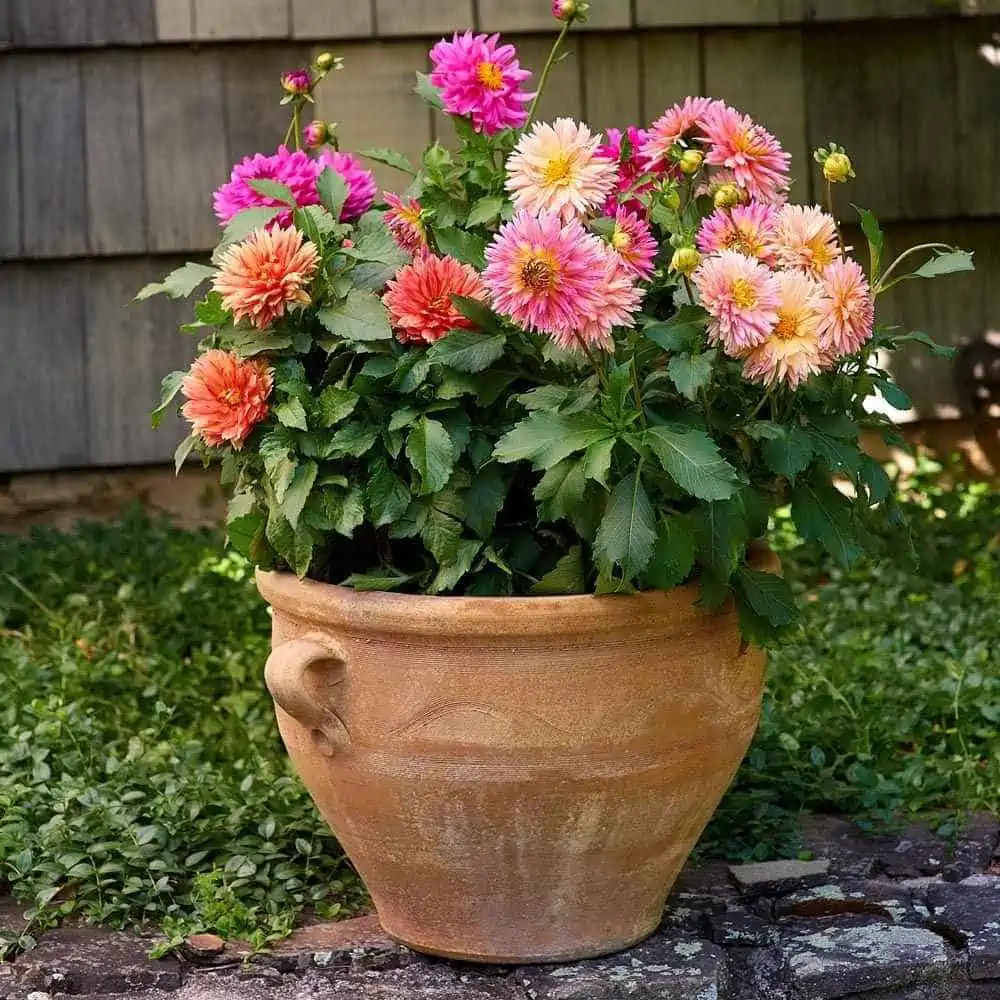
[
  {"x1": 693, "y1": 249, "x2": 781, "y2": 357},
  {"x1": 817, "y1": 258, "x2": 874, "y2": 358},
  {"x1": 483, "y1": 209, "x2": 608, "y2": 339},
  {"x1": 597, "y1": 126, "x2": 652, "y2": 216},
  {"x1": 569, "y1": 245, "x2": 646, "y2": 351},
  {"x1": 772, "y1": 204, "x2": 842, "y2": 276},
  {"x1": 429, "y1": 31, "x2": 534, "y2": 135},
  {"x1": 697, "y1": 202, "x2": 779, "y2": 264},
  {"x1": 383, "y1": 254, "x2": 488, "y2": 345},
  {"x1": 280, "y1": 68, "x2": 312, "y2": 95},
  {"x1": 700, "y1": 102, "x2": 791, "y2": 204},
  {"x1": 608, "y1": 207, "x2": 657, "y2": 280},
  {"x1": 181, "y1": 350, "x2": 273, "y2": 450},
  {"x1": 213, "y1": 226, "x2": 319, "y2": 330},
  {"x1": 384, "y1": 192, "x2": 428, "y2": 256},
  {"x1": 316, "y1": 150, "x2": 377, "y2": 222},
  {"x1": 743, "y1": 270, "x2": 826, "y2": 389},
  {"x1": 506, "y1": 118, "x2": 618, "y2": 223},
  {"x1": 640, "y1": 97, "x2": 719, "y2": 173},
  {"x1": 213, "y1": 146, "x2": 320, "y2": 227},
  {"x1": 303, "y1": 120, "x2": 330, "y2": 148}
]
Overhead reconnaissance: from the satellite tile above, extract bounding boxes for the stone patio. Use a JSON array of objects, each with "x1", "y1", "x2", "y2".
[{"x1": 4, "y1": 814, "x2": 1000, "y2": 1000}]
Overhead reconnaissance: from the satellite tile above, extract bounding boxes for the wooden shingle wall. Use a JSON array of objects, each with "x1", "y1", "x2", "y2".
[{"x1": 1, "y1": 1, "x2": 998, "y2": 471}]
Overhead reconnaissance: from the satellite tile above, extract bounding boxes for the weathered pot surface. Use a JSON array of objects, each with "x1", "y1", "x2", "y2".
[{"x1": 257, "y1": 566, "x2": 772, "y2": 964}]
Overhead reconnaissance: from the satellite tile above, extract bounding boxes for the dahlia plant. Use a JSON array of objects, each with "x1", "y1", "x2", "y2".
[{"x1": 141, "y1": 8, "x2": 972, "y2": 642}]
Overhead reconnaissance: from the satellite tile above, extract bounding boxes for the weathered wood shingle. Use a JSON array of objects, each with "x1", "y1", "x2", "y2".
[
  {"x1": 581, "y1": 34, "x2": 642, "y2": 132},
  {"x1": 154, "y1": 0, "x2": 194, "y2": 41},
  {"x1": 194, "y1": 0, "x2": 289, "y2": 40},
  {"x1": 477, "y1": 0, "x2": 631, "y2": 31},
  {"x1": 376, "y1": 0, "x2": 473, "y2": 36},
  {"x1": 291, "y1": 0, "x2": 373, "y2": 39},
  {"x1": 639, "y1": 32, "x2": 701, "y2": 123},
  {"x1": 0, "y1": 54, "x2": 20, "y2": 258}
]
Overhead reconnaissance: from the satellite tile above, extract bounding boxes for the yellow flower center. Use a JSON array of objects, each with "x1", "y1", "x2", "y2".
[
  {"x1": 773, "y1": 312, "x2": 798, "y2": 340},
  {"x1": 611, "y1": 228, "x2": 632, "y2": 252},
  {"x1": 519, "y1": 251, "x2": 560, "y2": 292},
  {"x1": 218, "y1": 387, "x2": 243, "y2": 406},
  {"x1": 542, "y1": 153, "x2": 574, "y2": 187},
  {"x1": 808, "y1": 240, "x2": 838, "y2": 271},
  {"x1": 731, "y1": 278, "x2": 758, "y2": 310},
  {"x1": 476, "y1": 61, "x2": 504, "y2": 91}
]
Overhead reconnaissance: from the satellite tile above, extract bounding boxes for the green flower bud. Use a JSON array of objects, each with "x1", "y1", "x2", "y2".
[
  {"x1": 670, "y1": 247, "x2": 701, "y2": 276},
  {"x1": 823, "y1": 151, "x2": 855, "y2": 184},
  {"x1": 713, "y1": 183, "x2": 743, "y2": 210},
  {"x1": 678, "y1": 149, "x2": 704, "y2": 176}
]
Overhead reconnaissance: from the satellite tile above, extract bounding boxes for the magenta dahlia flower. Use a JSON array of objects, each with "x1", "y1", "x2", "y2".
[
  {"x1": 280, "y1": 68, "x2": 313, "y2": 95},
  {"x1": 429, "y1": 31, "x2": 534, "y2": 135},
  {"x1": 597, "y1": 126, "x2": 652, "y2": 216},
  {"x1": 213, "y1": 146, "x2": 321, "y2": 227},
  {"x1": 316, "y1": 150, "x2": 377, "y2": 222}
]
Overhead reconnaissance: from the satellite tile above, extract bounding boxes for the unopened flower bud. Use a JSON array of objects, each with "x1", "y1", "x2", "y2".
[
  {"x1": 823, "y1": 151, "x2": 855, "y2": 184},
  {"x1": 280, "y1": 68, "x2": 312, "y2": 95},
  {"x1": 315, "y1": 51, "x2": 336, "y2": 71},
  {"x1": 713, "y1": 183, "x2": 742, "y2": 209},
  {"x1": 342, "y1": 238, "x2": 354, "y2": 249},
  {"x1": 678, "y1": 149, "x2": 704, "y2": 176},
  {"x1": 303, "y1": 120, "x2": 330, "y2": 148},
  {"x1": 552, "y1": 0, "x2": 588, "y2": 22},
  {"x1": 662, "y1": 186, "x2": 682, "y2": 212},
  {"x1": 670, "y1": 247, "x2": 701, "y2": 276}
]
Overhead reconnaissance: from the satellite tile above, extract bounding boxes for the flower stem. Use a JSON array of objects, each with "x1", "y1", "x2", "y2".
[
  {"x1": 826, "y1": 179, "x2": 846, "y2": 255},
  {"x1": 874, "y1": 242, "x2": 955, "y2": 297},
  {"x1": 574, "y1": 333, "x2": 610, "y2": 391},
  {"x1": 526, "y1": 21, "x2": 570, "y2": 129},
  {"x1": 292, "y1": 105, "x2": 302, "y2": 151}
]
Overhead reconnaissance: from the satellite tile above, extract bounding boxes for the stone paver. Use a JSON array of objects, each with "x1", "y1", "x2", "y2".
[{"x1": 929, "y1": 876, "x2": 1000, "y2": 980}]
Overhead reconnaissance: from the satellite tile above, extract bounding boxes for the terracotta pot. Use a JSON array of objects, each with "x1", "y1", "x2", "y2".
[{"x1": 257, "y1": 567, "x2": 771, "y2": 964}]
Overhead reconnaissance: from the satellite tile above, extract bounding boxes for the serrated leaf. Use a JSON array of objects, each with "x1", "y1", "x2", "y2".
[
  {"x1": 534, "y1": 459, "x2": 587, "y2": 526},
  {"x1": 735, "y1": 568, "x2": 797, "y2": 627},
  {"x1": 859, "y1": 455, "x2": 892, "y2": 503},
  {"x1": 464, "y1": 464, "x2": 507, "y2": 538},
  {"x1": 366, "y1": 464, "x2": 411, "y2": 527},
  {"x1": 260, "y1": 434, "x2": 297, "y2": 501},
  {"x1": 693, "y1": 500, "x2": 747, "y2": 582},
  {"x1": 248, "y1": 178, "x2": 297, "y2": 206},
  {"x1": 450, "y1": 294, "x2": 503, "y2": 333},
  {"x1": 414, "y1": 71, "x2": 444, "y2": 109},
  {"x1": 593, "y1": 472, "x2": 657, "y2": 589},
  {"x1": 429, "y1": 540, "x2": 482, "y2": 594},
  {"x1": 151, "y1": 371, "x2": 186, "y2": 428},
  {"x1": 342, "y1": 570, "x2": 415, "y2": 592},
  {"x1": 494, "y1": 412, "x2": 613, "y2": 469},
  {"x1": 275, "y1": 398, "x2": 308, "y2": 431},
  {"x1": 433, "y1": 227, "x2": 487, "y2": 268},
  {"x1": 317, "y1": 386, "x2": 359, "y2": 426},
  {"x1": 406, "y1": 417, "x2": 456, "y2": 495},
  {"x1": 911, "y1": 249, "x2": 974, "y2": 279},
  {"x1": 359, "y1": 147, "x2": 416, "y2": 175},
  {"x1": 644, "y1": 306, "x2": 708, "y2": 353},
  {"x1": 225, "y1": 330, "x2": 294, "y2": 356},
  {"x1": 281, "y1": 460, "x2": 317, "y2": 530},
  {"x1": 420, "y1": 505, "x2": 462, "y2": 563},
  {"x1": 318, "y1": 289, "x2": 393, "y2": 342},
  {"x1": 214, "y1": 207, "x2": 283, "y2": 258},
  {"x1": 762, "y1": 426, "x2": 814, "y2": 478},
  {"x1": 466, "y1": 195, "x2": 505, "y2": 227},
  {"x1": 581, "y1": 438, "x2": 614, "y2": 488},
  {"x1": 645, "y1": 425, "x2": 741, "y2": 501},
  {"x1": 136, "y1": 262, "x2": 215, "y2": 301},
  {"x1": 315, "y1": 166, "x2": 348, "y2": 220},
  {"x1": 226, "y1": 492, "x2": 264, "y2": 559},
  {"x1": 532, "y1": 547, "x2": 585, "y2": 595},
  {"x1": 854, "y1": 205, "x2": 884, "y2": 279},
  {"x1": 174, "y1": 434, "x2": 197, "y2": 474},
  {"x1": 645, "y1": 515, "x2": 696, "y2": 590},
  {"x1": 319, "y1": 486, "x2": 365, "y2": 538},
  {"x1": 791, "y1": 480, "x2": 863, "y2": 569},
  {"x1": 745, "y1": 420, "x2": 784, "y2": 442},
  {"x1": 327, "y1": 421, "x2": 379, "y2": 458},
  {"x1": 427, "y1": 330, "x2": 506, "y2": 373},
  {"x1": 668, "y1": 350, "x2": 716, "y2": 401}
]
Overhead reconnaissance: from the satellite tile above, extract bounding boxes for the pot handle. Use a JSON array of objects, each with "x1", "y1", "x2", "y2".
[{"x1": 265, "y1": 636, "x2": 350, "y2": 756}]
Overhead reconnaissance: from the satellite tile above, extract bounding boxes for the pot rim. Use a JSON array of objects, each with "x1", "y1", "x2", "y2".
[{"x1": 256, "y1": 547, "x2": 778, "y2": 639}]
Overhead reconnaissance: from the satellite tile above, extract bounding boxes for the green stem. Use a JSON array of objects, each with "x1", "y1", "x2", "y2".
[
  {"x1": 629, "y1": 361, "x2": 647, "y2": 427},
  {"x1": 292, "y1": 104, "x2": 302, "y2": 151},
  {"x1": 574, "y1": 333, "x2": 610, "y2": 391},
  {"x1": 525, "y1": 21, "x2": 570, "y2": 128},
  {"x1": 826, "y1": 180, "x2": 846, "y2": 255},
  {"x1": 874, "y1": 242, "x2": 955, "y2": 297}
]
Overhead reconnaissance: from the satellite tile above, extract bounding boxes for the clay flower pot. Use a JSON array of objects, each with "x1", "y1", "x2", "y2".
[{"x1": 257, "y1": 568, "x2": 771, "y2": 964}]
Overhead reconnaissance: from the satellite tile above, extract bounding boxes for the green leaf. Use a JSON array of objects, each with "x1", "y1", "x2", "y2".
[
  {"x1": 406, "y1": 417, "x2": 456, "y2": 495},
  {"x1": 275, "y1": 398, "x2": 308, "y2": 431},
  {"x1": 429, "y1": 540, "x2": 482, "y2": 594},
  {"x1": 266, "y1": 511, "x2": 314, "y2": 577},
  {"x1": 735, "y1": 568, "x2": 797, "y2": 627},
  {"x1": 247, "y1": 178, "x2": 297, "y2": 206},
  {"x1": 281, "y1": 460, "x2": 317, "y2": 530},
  {"x1": 450, "y1": 295, "x2": 503, "y2": 333},
  {"x1": 464, "y1": 464, "x2": 507, "y2": 538},
  {"x1": 427, "y1": 330, "x2": 506, "y2": 373},
  {"x1": 316, "y1": 167, "x2": 348, "y2": 219},
  {"x1": 318, "y1": 486, "x2": 365, "y2": 538},
  {"x1": 644, "y1": 306, "x2": 707, "y2": 353},
  {"x1": 854, "y1": 205, "x2": 884, "y2": 279},
  {"x1": 872, "y1": 376, "x2": 912, "y2": 411},
  {"x1": 693, "y1": 500, "x2": 747, "y2": 582},
  {"x1": 226, "y1": 492, "x2": 264, "y2": 560},
  {"x1": 494, "y1": 413, "x2": 613, "y2": 469},
  {"x1": 668, "y1": 350, "x2": 716, "y2": 401},
  {"x1": 745, "y1": 420, "x2": 785, "y2": 442},
  {"x1": 420, "y1": 505, "x2": 462, "y2": 563},
  {"x1": 136, "y1": 262, "x2": 215, "y2": 301},
  {"x1": 317, "y1": 386, "x2": 359, "y2": 426},
  {"x1": 581, "y1": 438, "x2": 614, "y2": 488},
  {"x1": 414, "y1": 71, "x2": 444, "y2": 109},
  {"x1": 762, "y1": 426, "x2": 814, "y2": 478},
  {"x1": 225, "y1": 330, "x2": 294, "y2": 356},
  {"x1": 214, "y1": 207, "x2": 283, "y2": 257},
  {"x1": 889, "y1": 330, "x2": 956, "y2": 359},
  {"x1": 593, "y1": 472, "x2": 657, "y2": 589},
  {"x1": 318, "y1": 289, "x2": 393, "y2": 342},
  {"x1": 174, "y1": 434, "x2": 198, "y2": 474},
  {"x1": 791, "y1": 480, "x2": 863, "y2": 569},
  {"x1": 645, "y1": 426, "x2": 741, "y2": 501},
  {"x1": 911, "y1": 249, "x2": 975, "y2": 280},
  {"x1": 342, "y1": 570, "x2": 415, "y2": 592},
  {"x1": 366, "y1": 464, "x2": 411, "y2": 528},
  {"x1": 151, "y1": 371, "x2": 186, "y2": 428},
  {"x1": 859, "y1": 455, "x2": 892, "y2": 503},
  {"x1": 532, "y1": 547, "x2": 585, "y2": 595},
  {"x1": 327, "y1": 421, "x2": 379, "y2": 458},
  {"x1": 260, "y1": 433, "x2": 297, "y2": 501},
  {"x1": 466, "y1": 195, "x2": 505, "y2": 227},
  {"x1": 359, "y1": 147, "x2": 416, "y2": 175},
  {"x1": 645, "y1": 515, "x2": 696, "y2": 590},
  {"x1": 433, "y1": 227, "x2": 487, "y2": 269}
]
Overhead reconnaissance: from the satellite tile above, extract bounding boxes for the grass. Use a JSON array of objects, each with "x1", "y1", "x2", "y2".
[{"x1": 1, "y1": 463, "x2": 999, "y2": 954}]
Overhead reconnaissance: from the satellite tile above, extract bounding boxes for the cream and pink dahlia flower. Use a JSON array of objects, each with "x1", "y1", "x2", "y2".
[
  {"x1": 384, "y1": 192, "x2": 428, "y2": 256},
  {"x1": 693, "y1": 249, "x2": 781, "y2": 357},
  {"x1": 772, "y1": 204, "x2": 842, "y2": 275},
  {"x1": 316, "y1": 150, "x2": 377, "y2": 222},
  {"x1": 697, "y1": 202, "x2": 779, "y2": 264},
  {"x1": 817, "y1": 258, "x2": 875, "y2": 358},
  {"x1": 429, "y1": 31, "x2": 534, "y2": 135},
  {"x1": 505, "y1": 118, "x2": 618, "y2": 223},
  {"x1": 743, "y1": 270, "x2": 826, "y2": 389},
  {"x1": 383, "y1": 253, "x2": 488, "y2": 345},
  {"x1": 568, "y1": 245, "x2": 646, "y2": 351},
  {"x1": 213, "y1": 226, "x2": 319, "y2": 330},
  {"x1": 608, "y1": 207, "x2": 657, "y2": 280},
  {"x1": 181, "y1": 350, "x2": 273, "y2": 449},
  {"x1": 640, "y1": 97, "x2": 718, "y2": 173}
]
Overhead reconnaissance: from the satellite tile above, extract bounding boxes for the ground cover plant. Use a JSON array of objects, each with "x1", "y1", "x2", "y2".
[{"x1": 2, "y1": 465, "x2": 999, "y2": 952}]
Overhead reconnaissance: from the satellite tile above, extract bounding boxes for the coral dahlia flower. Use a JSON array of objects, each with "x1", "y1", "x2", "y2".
[
  {"x1": 608, "y1": 207, "x2": 657, "y2": 279},
  {"x1": 772, "y1": 204, "x2": 842, "y2": 276},
  {"x1": 213, "y1": 226, "x2": 319, "y2": 330},
  {"x1": 567, "y1": 246, "x2": 646, "y2": 351},
  {"x1": 597, "y1": 126, "x2": 652, "y2": 216},
  {"x1": 697, "y1": 202, "x2": 779, "y2": 264},
  {"x1": 213, "y1": 146, "x2": 320, "y2": 227},
  {"x1": 429, "y1": 31, "x2": 534, "y2": 135},
  {"x1": 383, "y1": 254, "x2": 488, "y2": 345},
  {"x1": 640, "y1": 97, "x2": 719, "y2": 173},
  {"x1": 316, "y1": 150, "x2": 377, "y2": 222},
  {"x1": 384, "y1": 192, "x2": 428, "y2": 256},
  {"x1": 817, "y1": 258, "x2": 875, "y2": 358},
  {"x1": 483, "y1": 210, "x2": 608, "y2": 339},
  {"x1": 693, "y1": 250, "x2": 781, "y2": 357},
  {"x1": 506, "y1": 119, "x2": 618, "y2": 223},
  {"x1": 700, "y1": 103, "x2": 791, "y2": 204},
  {"x1": 743, "y1": 270, "x2": 826, "y2": 389},
  {"x1": 181, "y1": 350, "x2": 273, "y2": 449}
]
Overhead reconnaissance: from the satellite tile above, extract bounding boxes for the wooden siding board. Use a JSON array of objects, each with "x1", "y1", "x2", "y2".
[
  {"x1": 0, "y1": 263, "x2": 89, "y2": 472},
  {"x1": 19, "y1": 57, "x2": 88, "y2": 257},
  {"x1": 142, "y1": 49, "x2": 229, "y2": 253},
  {"x1": 194, "y1": 0, "x2": 289, "y2": 40},
  {"x1": 956, "y1": 18, "x2": 1000, "y2": 217},
  {"x1": 636, "y1": 0, "x2": 802, "y2": 27},
  {"x1": 477, "y1": 0, "x2": 630, "y2": 32},
  {"x1": 639, "y1": 31, "x2": 701, "y2": 124},
  {"x1": 84, "y1": 52, "x2": 147, "y2": 255},
  {"x1": 87, "y1": 0, "x2": 156, "y2": 44},
  {"x1": 291, "y1": 0, "x2": 373, "y2": 38},
  {"x1": 581, "y1": 34, "x2": 642, "y2": 132},
  {"x1": 375, "y1": 0, "x2": 474, "y2": 36},
  {"x1": 154, "y1": 0, "x2": 194, "y2": 40},
  {"x1": 0, "y1": 0, "x2": 10, "y2": 48},
  {"x1": 86, "y1": 258, "x2": 197, "y2": 466},
  {"x1": 704, "y1": 28, "x2": 811, "y2": 204},
  {"x1": 11, "y1": 0, "x2": 88, "y2": 46},
  {"x1": 0, "y1": 55, "x2": 20, "y2": 258},
  {"x1": 806, "y1": 0, "x2": 949, "y2": 19}
]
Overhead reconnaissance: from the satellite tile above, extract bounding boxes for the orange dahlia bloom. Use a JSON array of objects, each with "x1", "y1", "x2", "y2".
[
  {"x1": 213, "y1": 226, "x2": 319, "y2": 330},
  {"x1": 181, "y1": 350, "x2": 273, "y2": 449}
]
